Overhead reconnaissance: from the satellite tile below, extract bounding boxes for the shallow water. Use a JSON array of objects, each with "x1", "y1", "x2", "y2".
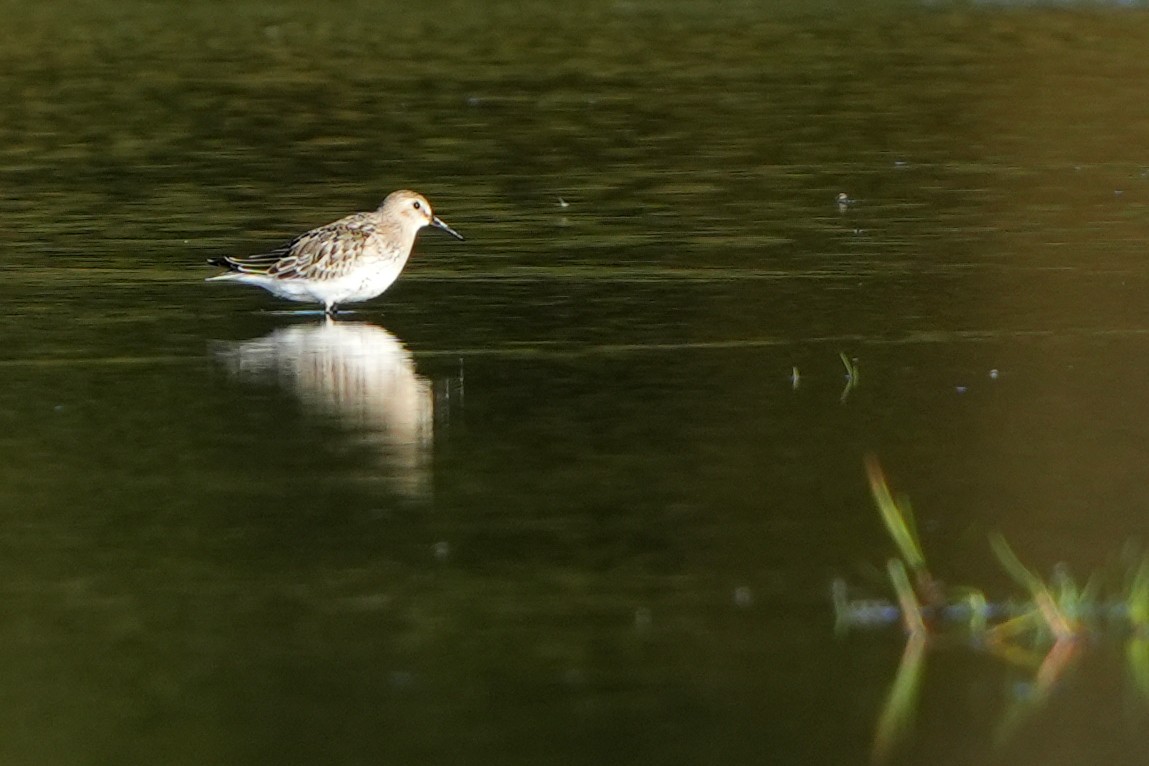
[{"x1": 3, "y1": 1, "x2": 1149, "y2": 763}]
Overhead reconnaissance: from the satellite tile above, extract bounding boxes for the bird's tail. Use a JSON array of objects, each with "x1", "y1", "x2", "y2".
[
  {"x1": 207, "y1": 256, "x2": 238, "y2": 271},
  {"x1": 206, "y1": 257, "x2": 250, "y2": 282}
]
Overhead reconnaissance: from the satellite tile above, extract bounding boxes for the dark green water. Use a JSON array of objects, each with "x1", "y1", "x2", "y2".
[{"x1": 4, "y1": 1, "x2": 1149, "y2": 763}]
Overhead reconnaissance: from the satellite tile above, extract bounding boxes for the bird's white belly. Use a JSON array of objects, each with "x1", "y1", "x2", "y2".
[{"x1": 268, "y1": 259, "x2": 407, "y2": 306}]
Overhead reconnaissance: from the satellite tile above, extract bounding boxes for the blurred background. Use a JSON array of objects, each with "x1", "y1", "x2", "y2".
[{"x1": 2, "y1": 0, "x2": 1149, "y2": 763}]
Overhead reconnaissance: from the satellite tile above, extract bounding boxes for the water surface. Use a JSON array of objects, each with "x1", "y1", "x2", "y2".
[{"x1": 3, "y1": 1, "x2": 1149, "y2": 763}]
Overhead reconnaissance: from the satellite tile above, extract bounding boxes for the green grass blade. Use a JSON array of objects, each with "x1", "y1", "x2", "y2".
[
  {"x1": 990, "y1": 534, "x2": 1076, "y2": 640},
  {"x1": 1128, "y1": 637, "x2": 1149, "y2": 700},
  {"x1": 871, "y1": 633, "x2": 926, "y2": 764},
  {"x1": 865, "y1": 456, "x2": 926, "y2": 573},
  {"x1": 888, "y1": 558, "x2": 927, "y2": 637},
  {"x1": 839, "y1": 352, "x2": 858, "y2": 385},
  {"x1": 950, "y1": 587, "x2": 989, "y2": 635},
  {"x1": 1128, "y1": 556, "x2": 1149, "y2": 630}
]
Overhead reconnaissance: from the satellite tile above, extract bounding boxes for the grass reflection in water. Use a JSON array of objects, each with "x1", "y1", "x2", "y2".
[{"x1": 836, "y1": 457, "x2": 1149, "y2": 762}]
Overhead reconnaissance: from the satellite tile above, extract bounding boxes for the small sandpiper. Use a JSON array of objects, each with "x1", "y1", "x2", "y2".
[{"x1": 207, "y1": 190, "x2": 463, "y2": 316}]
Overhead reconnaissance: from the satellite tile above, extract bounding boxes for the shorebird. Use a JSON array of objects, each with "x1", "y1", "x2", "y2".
[{"x1": 207, "y1": 190, "x2": 463, "y2": 315}]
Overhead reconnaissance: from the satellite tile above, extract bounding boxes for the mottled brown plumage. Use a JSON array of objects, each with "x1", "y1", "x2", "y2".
[{"x1": 207, "y1": 190, "x2": 463, "y2": 315}]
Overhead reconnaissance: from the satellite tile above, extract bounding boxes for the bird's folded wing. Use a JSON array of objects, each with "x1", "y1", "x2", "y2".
[{"x1": 224, "y1": 220, "x2": 375, "y2": 280}]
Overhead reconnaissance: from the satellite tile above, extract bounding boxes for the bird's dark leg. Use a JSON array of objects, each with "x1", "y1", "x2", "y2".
[{"x1": 325, "y1": 302, "x2": 339, "y2": 317}]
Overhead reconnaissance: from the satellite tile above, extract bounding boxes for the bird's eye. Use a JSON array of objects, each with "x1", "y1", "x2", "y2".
[{"x1": 412, "y1": 201, "x2": 422, "y2": 210}]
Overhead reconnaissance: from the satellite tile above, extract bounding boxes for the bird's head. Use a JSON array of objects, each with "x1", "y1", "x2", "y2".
[{"x1": 380, "y1": 190, "x2": 464, "y2": 240}]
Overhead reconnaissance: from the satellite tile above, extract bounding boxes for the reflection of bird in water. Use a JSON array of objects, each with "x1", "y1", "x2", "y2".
[{"x1": 215, "y1": 320, "x2": 433, "y2": 499}]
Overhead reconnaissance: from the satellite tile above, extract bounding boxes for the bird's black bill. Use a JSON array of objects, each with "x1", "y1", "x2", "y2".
[{"x1": 432, "y1": 216, "x2": 465, "y2": 241}]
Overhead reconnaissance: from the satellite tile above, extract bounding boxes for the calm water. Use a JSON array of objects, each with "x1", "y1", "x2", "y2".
[{"x1": 3, "y1": 1, "x2": 1149, "y2": 763}]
